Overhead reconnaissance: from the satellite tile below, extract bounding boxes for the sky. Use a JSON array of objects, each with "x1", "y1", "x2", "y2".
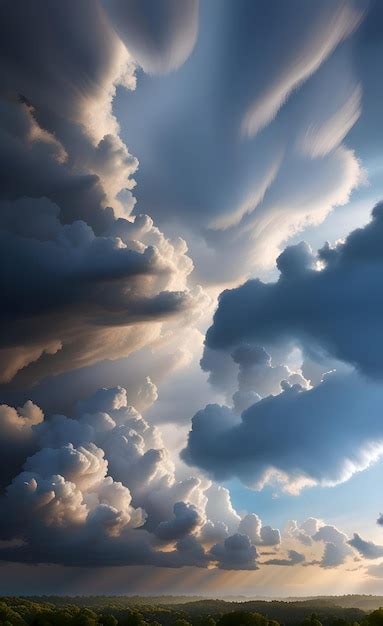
[{"x1": 1, "y1": 0, "x2": 383, "y2": 597}]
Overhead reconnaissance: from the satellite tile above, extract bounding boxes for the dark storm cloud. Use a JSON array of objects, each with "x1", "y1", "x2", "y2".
[
  {"x1": 0, "y1": 1, "x2": 204, "y2": 388},
  {"x1": 102, "y1": 0, "x2": 199, "y2": 74},
  {"x1": 0, "y1": 401, "x2": 42, "y2": 490},
  {"x1": 0, "y1": 197, "x2": 196, "y2": 387},
  {"x1": 155, "y1": 502, "x2": 203, "y2": 541},
  {"x1": 209, "y1": 534, "x2": 259, "y2": 570},
  {"x1": 205, "y1": 203, "x2": 383, "y2": 379},
  {"x1": 182, "y1": 371, "x2": 383, "y2": 492}
]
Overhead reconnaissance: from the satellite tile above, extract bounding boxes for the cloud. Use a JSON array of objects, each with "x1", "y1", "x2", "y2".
[
  {"x1": 205, "y1": 203, "x2": 383, "y2": 379},
  {"x1": 238, "y1": 514, "x2": 280, "y2": 547},
  {"x1": 263, "y1": 549, "x2": 305, "y2": 566},
  {"x1": 313, "y1": 525, "x2": 352, "y2": 567},
  {"x1": 209, "y1": 533, "x2": 259, "y2": 570},
  {"x1": 0, "y1": 386, "x2": 280, "y2": 570},
  {"x1": 155, "y1": 502, "x2": 204, "y2": 541},
  {"x1": 0, "y1": 401, "x2": 43, "y2": 490},
  {"x1": 120, "y1": 0, "x2": 364, "y2": 283},
  {"x1": 0, "y1": 0, "x2": 208, "y2": 391},
  {"x1": 285, "y1": 518, "x2": 321, "y2": 546},
  {"x1": 182, "y1": 371, "x2": 383, "y2": 492},
  {"x1": 102, "y1": 0, "x2": 199, "y2": 74},
  {"x1": 0, "y1": 198, "x2": 203, "y2": 387},
  {"x1": 348, "y1": 533, "x2": 383, "y2": 559}
]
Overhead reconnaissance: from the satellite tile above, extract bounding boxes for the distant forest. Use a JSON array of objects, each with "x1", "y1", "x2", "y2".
[{"x1": 1, "y1": 595, "x2": 383, "y2": 626}]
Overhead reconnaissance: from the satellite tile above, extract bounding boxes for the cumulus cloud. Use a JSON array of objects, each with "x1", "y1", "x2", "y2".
[
  {"x1": 0, "y1": 386, "x2": 281, "y2": 570},
  {"x1": 238, "y1": 514, "x2": 280, "y2": 547},
  {"x1": 0, "y1": 401, "x2": 43, "y2": 490},
  {"x1": 182, "y1": 371, "x2": 383, "y2": 492},
  {"x1": 285, "y1": 518, "x2": 320, "y2": 546},
  {"x1": 0, "y1": 2, "x2": 207, "y2": 389},
  {"x1": 348, "y1": 533, "x2": 383, "y2": 559},
  {"x1": 205, "y1": 203, "x2": 383, "y2": 379},
  {"x1": 209, "y1": 533, "x2": 259, "y2": 570},
  {"x1": 183, "y1": 202, "x2": 383, "y2": 492},
  {"x1": 155, "y1": 502, "x2": 204, "y2": 542}
]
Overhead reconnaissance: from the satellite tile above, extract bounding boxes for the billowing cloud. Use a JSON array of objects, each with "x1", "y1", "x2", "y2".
[
  {"x1": 0, "y1": 386, "x2": 279, "y2": 570},
  {"x1": 184, "y1": 202, "x2": 383, "y2": 492},
  {"x1": 182, "y1": 371, "x2": 383, "y2": 492},
  {"x1": 238, "y1": 514, "x2": 280, "y2": 547},
  {"x1": 205, "y1": 203, "x2": 383, "y2": 379},
  {"x1": 155, "y1": 502, "x2": 204, "y2": 541},
  {"x1": 0, "y1": 401, "x2": 43, "y2": 490},
  {"x1": 312, "y1": 524, "x2": 352, "y2": 568},
  {"x1": 348, "y1": 533, "x2": 383, "y2": 559},
  {"x1": 0, "y1": 1, "x2": 207, "y2": 389},
  {"x1": 209, "y1": 533, "x2": 259, "y2": 570}
]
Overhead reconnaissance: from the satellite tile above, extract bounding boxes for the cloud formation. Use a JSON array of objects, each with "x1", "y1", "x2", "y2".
[
  {"x1": 182, "y1": 371, "x2": 383, "y2": 492},
  {"x1": 121, "y1": 0, "x2": 365, "y2": 283},
  {"x1": 0, "y1": 1, "x2": 206, "y2": 389},
  {"x1": 102, "y1": 0, "x2": 199, "y2": 74},
  {"x1": 205, "y1": 203, "x2": 383, "y2": 378},
  {"x1": 348, "y1": 533, "x2": 383, "y2": 559},
  {"x1": 0, "y1": 386, "x2": 280, "y2": 570}
]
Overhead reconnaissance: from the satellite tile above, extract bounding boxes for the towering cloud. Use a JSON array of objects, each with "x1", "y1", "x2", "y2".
[{"x1": 0, "y1": 1, "x2": 205, "y2": 389}]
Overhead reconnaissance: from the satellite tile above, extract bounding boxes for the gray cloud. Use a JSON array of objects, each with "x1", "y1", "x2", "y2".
[
  {"x1": 0, "y1": 0, "x2": 206, "y2": 389},
  {"x1": 209, "y1": 533, "x2": 259, "y2": 570},
  {"x1": 155, "y1": 502, "x2": 203, "y2": 541},
  {"x1": 102, "y1": 0, "x2": 199, "y2": 74},
  {"x1": 263, "y1": 549, "x2": 305, "y2": 566},
  {"x1": 238, "y1": 514, "x2": 280, "y2": 547},
  {"x1": 348, "y1": 533, "x2": 383, "y2": 559},
  {"x1": 313, "y1": 525, "x2": 352, "y2": 568},
  {"x1": 205, "y1": 203, "x2": 383, "y2": 379},
  {"x1": 182, "y1": 371, "x2": 383, "y2": 492}
]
